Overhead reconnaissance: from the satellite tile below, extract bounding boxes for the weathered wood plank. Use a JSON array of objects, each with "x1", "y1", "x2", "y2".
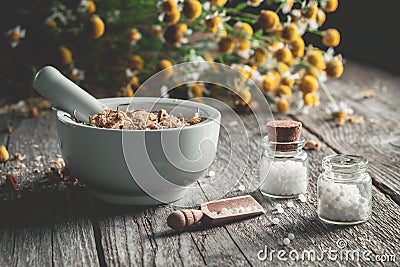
[
  {"x1": 292, "y1": 60, "x2": 400, "y2": 204},
  {"x1": 196, "y1": 111, "x2": 400, "y2": 266},
  {"x1": 0, "y1": 112, "x2": 100, "y2": 267},
  {"x1": 95, "y1": 194, "x2": 250, "y2": 266}
]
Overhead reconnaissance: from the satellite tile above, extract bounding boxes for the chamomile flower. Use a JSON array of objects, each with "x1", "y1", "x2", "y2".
[
  {"x1": 258, "y1": 10, "x2": 280, "y2": 32},
  {"x1": 277, "y1": 98, "x2": 289, "y2": 112},
  {"x1": 321, "y1": 0, "x2": 339, "y2": 13},
  {"x1": 158, "y1": 0, "x2": 178, "y2": 13},
  {"x1": 322, "y1": 28, "x2": 340, "y2": 47},
  {"x1": 247, "y1": 0, "x2": 264, "y2": 7},
  {"x1": 280, "y1": 23, "x2": 298, "y2": 42},
  {"x1": 128, "y1": 28, "x2": 142, "y2": 45},
  {"x1": 183, "y1": 0, "x2": 202, "y2": 21},
  {"x1": 60, "y1": 46, "x2": 73, "y2": 65},
  {"x1": 127, "y1": 55, "x2": 144, "y2": 71},
  {"x1": 156, "y1": 59, "x2": 174, "y2": 79},
  {"x1": 205, "y1": 11, "x2": 230, "y2": 34},
  {"x1": 218, "y1": 36, "x2": 235, "y2": 53},
  {"x1": 7, "y1": 26, "x2": 26, "y2": 48},
  {"x1": 281, "y1": 0, "x2": 294, "y2": 14},
  {"x1": 326, "y1": 56, "x2": 344, "y2": 78},
  {"x1": 209, "y1": 0, "x2": 228, "y2": 7},
  {"x1": 152, "y1": 25, "x2": 164, "y2": 37},
  {"x1": 89, "y1": 15, "x2": 105, "y2": 39},
  {"x1": 187, "y1": 82, "x2": 204, "y2": 98},
  {"x1": 326, "y1": 101, "x2": 353, "y2": 120},
  {"x1": 237, "y1": 39, "x2": 253, "y2": 59},
  {"x1": 234, "y1": 22, "x2": 254, "y2": 38},
  {"x1": 70, "y1": 67, "x2": 85, "y2": 82},
  {"x1": 164, "y1": 23, "x2": 188, "y2": 46},
  {"x1": 78, "y1": 0, "x2": 96, "y2": 14}
]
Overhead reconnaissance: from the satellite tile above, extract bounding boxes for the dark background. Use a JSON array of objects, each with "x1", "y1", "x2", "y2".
[
  {"x1": 0, "y1": 0, "x2": 398, "y2": 106},
  {"x1": 320, "y1": 0, "x2": 399, "y2": 73}
]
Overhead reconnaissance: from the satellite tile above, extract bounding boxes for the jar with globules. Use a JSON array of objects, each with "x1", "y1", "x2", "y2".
[
  {"x1": 317, "y1": 154, "x2": 372, "y2": 225},
  {"x1": 259, "y1": 136, "x2": 309, "y2": 198}
]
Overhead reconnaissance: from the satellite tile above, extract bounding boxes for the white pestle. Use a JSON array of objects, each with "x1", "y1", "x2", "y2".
[{"x1": 33, "y1": 66, "x2": 106, "y2": 123}]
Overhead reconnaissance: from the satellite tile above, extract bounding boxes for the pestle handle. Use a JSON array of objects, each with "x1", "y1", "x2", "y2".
[{"x1": 33, "y1": 66, "x2": 105, "y2": 123}]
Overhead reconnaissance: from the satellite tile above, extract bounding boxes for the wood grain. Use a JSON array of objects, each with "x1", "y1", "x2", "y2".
[
  {"x1": 292, "y1": 60, "x2": 400, "y2": 204},
  {"x1": 0, "y1": 60, "x2": 399, "y2": 266},
  {"x1": 193, "y1": 111, "x2": 400, "y2": 266},
  {"x1": 0, "y1": 113, "x2": 100, "y2": 267}
]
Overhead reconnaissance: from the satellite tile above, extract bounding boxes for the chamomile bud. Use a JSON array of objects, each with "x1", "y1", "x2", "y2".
[
  {"x1": 183, "y1": 0, "x2": 202, "y2": 21},
  {"x1": 258, "y1": 10, "x2": 280, "y2": 32},
  {"x1": 277, "y1": 98, "x2": 289, "y2": 113},
  {"x1": 322, "y1": 29, "x2": 341, "y2": 47},
  {"x1": 326, "y1": 58, "x2": 344, "y2": 78}
]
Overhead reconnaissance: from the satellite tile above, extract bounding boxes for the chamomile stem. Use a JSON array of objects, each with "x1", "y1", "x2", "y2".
[{"x1": 319, "y1": 81, "x2": 336, "y2": 104}]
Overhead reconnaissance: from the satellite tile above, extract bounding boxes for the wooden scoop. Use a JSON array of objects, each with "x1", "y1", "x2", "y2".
[
  {"x1": 33, "y1": 66, "x2": 106, "y2": 123},
  {"x1": 167, "y1": 195, "x2": 265, "y2": 229}
]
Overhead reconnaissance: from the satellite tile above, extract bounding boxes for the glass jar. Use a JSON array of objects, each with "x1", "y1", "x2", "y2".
[
  {"x1": 259, "y1": 136, "x2": 309, "y2": 198},
  {"x1": 317, "y1": 154, "x2": 372, "y2": 225}
]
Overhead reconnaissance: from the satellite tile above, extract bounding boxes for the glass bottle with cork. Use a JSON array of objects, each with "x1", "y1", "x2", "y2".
[{"x1": 260, "y1": 120, "x2": 309, "y2": 198}]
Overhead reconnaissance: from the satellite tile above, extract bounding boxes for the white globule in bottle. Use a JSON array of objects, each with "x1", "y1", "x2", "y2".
[
  {"x1": 260, "y1": 136, "x2": 309, "y2": 198},
  {"x1": 317, "y1": 154, "x2": 372, "y2": 225}
]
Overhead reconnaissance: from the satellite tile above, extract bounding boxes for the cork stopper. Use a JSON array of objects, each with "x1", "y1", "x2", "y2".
[{"x1": 266, "y1": 120, "x2": 302, "y2": 151}]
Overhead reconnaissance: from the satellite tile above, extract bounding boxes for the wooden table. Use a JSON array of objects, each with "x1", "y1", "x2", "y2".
[{"x1": 1, "y1": 60, "x2": 399, "y2": 266}]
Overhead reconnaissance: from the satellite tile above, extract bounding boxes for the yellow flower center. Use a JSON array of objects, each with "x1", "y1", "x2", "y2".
[
  {"x1": 251, "y1": 48, "x2": 267, "y2": 66},
  {"x1": 152, "y1": 26, "x2": 163, "y2": 37},
  {"x1": 9, "y1": 32, "x2": 20, "y2": 41},
  {"x1": 191, "y1": 83, "x2": 203, "y2": 97},
  {"x1": 183, "y1": 0, "x2": 202, "y2": 21},
  {"x1": 60, "y1": 46, "x2": 73, "y2": 65},
  {"x1": 0, "y1": 145, "x2": 10, "y2": 163},
  {"x1": 205, "y1": 17, "x2": 221, "y2": 33},
  {"x1": 238, "y1": 89, "x2": 252, "y2": 105},
  {"x1": 277, "y1": 99, "x2": 289, "y2": 112},
  {"x1": 280, "y1": 23, "x2": 298, "y2": 42},
  {"x1": 303, "y1": 93, "x2": 318, "y2": 106},
  {"x1": 87, "y1": 1, "x2": 96, "y2": 14},
  {"x1": 234, "y1": 22, "x2": 253, "y2": 38},
  {"x1": 277, "y1": 62, "x2": 290, "y2": 73},
  {"x1": 157, "y1": 59, "x2": 174, "y2": 78},
  {"x1": 258, "y1": 10, "x2": 280, "y2": 32},
  {"x1": 275, "y1": 84, "x2": 292, "y2": 99},
  {"x1": 322, "y1": 28, "x2": 341, "y2": 47},
  {"x1": 307, "y1": 50, "x2": 325, "y2": 70},
  {"x1": 125, "y1": 86, "x2": 134, "y2": 97},
  {"x1": 164, "y1": 24, "x2": 187, "y2": 46},
  {"x1": 262, "y1": 75, "x2": 276, "y2": 92},
  {"x1": 210, "y1": 0, "x2": 227, "y2": 7},
  {"x1": 281, "y1": 77, "x2": 294, "y2": 87},
  {"x1": 305, "y1": 67, "x2": 319, "y2": 78},
  {"x1": 130, "y1": 76, "x2": 140, "y2": 88},
  {"x1": 323, "y1": 0, "x2": 339, "y2": 13},
  {"x1": 128, "y1": 55, "x2": 144, "y2": 71},
  {"x1": 326, "y1": 59, "x2": 344, "y2": 78},
  {"x1": 161, "y1": 0, "x2": 177, "y2": 12},
  {"x1": 290, "y1": 37, "x2": 305, "y2": 58},
  {"x1": 128, "y1": 29, "x2": 141, "y2": 42},
  {"x1": 298, "y1": 75, "x2": 319, "y2": 94},
  {"x1": 303, "y1": 3, "x2": 318, "y2": 19},
  {"x1": 317, "y1": 9, "x2": 326, "y2": 26},
  {"x1": 46, "y1": 19, "x2": 58, "y2": 29},
  {"x1": 269, "y1": 69, "x2": 281, "y2": 85},
  {"x1": 218, "y1": 36, "x2": 235, "y2": 53},
  {"x1": 333, "y1": 111, "x2": 346, "y2": 119},
  {"x1": 275, "y1": 47, "x2": 293, "y2": 65},
  {"x1": 89, "y1": 15, "x2": 105, "y2": 39},
  {"x1": 164, "y1": 8, "x2": 181, "y2": 25},
  {"x1": 237, "y1": 39, "x2": 251, "y2": 51}
]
